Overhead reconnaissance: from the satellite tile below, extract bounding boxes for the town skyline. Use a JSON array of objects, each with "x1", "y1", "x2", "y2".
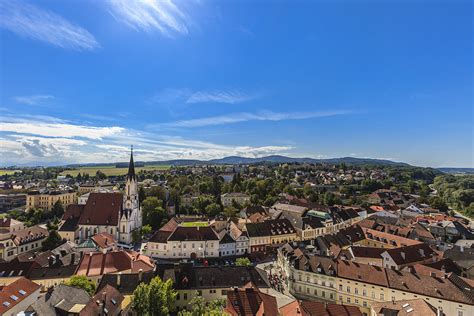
[{"x1": 1, "y1": 0, "x2": 472, "y2": 168}]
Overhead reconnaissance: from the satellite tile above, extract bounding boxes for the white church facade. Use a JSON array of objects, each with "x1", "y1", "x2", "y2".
[{"x1": 59, "y1": 148, "x2": 142, "y2": 245}]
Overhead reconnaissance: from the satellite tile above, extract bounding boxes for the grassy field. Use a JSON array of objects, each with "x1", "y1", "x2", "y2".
[
  {"x1": 0, "y1": 169, "x2": 21, "y2": 176},
  {"x1": 61, "y1": 165, "x2": 170, "y2": 177},
  {"x1": 180, "y1": 222, "x2": 209, "y2": 227}
]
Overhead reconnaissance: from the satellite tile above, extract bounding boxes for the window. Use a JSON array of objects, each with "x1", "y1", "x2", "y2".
[
  {"x1": 355, "y1": 288, "x2": 359, "y2": 295},
  {"x1": 330, "y1": 293, "x2": 334, "y2": 300},
  {"x1": 322, "y1": 291, "x2": 325, "y2": 298},
  {"x1": 346, "y1": 297, "x2": 351, "y2": 303},
  {"x1": 363, "y1": 289, "x2": 367, "y2": 296},
  {"x1": 380, "y1": 293, "x2": 384, "y2": 300},
  {"x1": 314, "y1": 289, "x2": 317, "y2": 295},
  {"x1": 339, "y1": 284, "x2": 343, "y2": 291},
  {"x1": 184, "y1": 293, "x2": 188, "y2": 300},
  {"x1": 363, "y1": 301, "x2": 367, "y2": 307},
  {"x1": 346, "y1": 286, "x2": 350, "y2": 293},
  {"x1": 306, "y1": 287, "x2": 310, "y2": 294},
  {"x1": 458, "y1": 312, "x2": 463, "y2": 316}
]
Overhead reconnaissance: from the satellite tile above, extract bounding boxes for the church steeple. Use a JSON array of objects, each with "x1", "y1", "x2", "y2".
[{"x1": 127, "y1": 145, "x2": 136, "y2": 181}]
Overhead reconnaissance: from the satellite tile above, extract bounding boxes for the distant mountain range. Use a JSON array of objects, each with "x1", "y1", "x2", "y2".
[
  {"x1": 66, "y1": 155, "x2": 411, "y2": 168},
  {"x1": 436, "y1": 167, "x2": 474, "y2": 174}
]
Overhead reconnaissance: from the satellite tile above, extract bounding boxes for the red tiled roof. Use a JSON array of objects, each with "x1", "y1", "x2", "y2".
[
  {"x1": 75, "y1": 250, "x2": 154, "y2": 277},
  {"x1": 79, "y1": 193, "x2": 122, "y2": 226},
  {"x1": 225, "y1": 286, "x2": 278, "y2": 316},
  {"x1": 0, "y1": 277, "x2": 41, "y2": 314},
  {"x1": 91, "y1": 232, "x2": 117, "y2": 249}
]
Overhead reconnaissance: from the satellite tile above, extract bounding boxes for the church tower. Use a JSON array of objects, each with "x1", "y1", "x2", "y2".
[{"x1": 124, "y1": 146, "x2": 138, "y2": 210}]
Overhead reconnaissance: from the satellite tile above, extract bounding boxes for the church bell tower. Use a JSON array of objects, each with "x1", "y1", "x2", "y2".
[{"x1": 124, "y1": 146, "x2": 138, "y2": 209}]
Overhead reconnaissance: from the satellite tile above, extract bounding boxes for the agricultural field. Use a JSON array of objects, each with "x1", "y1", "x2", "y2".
[
  {"x1": 60, "y1": 165, "x2": 170, "y2": 177},
  {"x1": 0, "y1": 169, "x2": 22, "y2": 176}
]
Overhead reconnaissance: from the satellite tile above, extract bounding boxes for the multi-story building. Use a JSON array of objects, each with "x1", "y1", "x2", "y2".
[
  {"x1": 245, "y1": 218, "x2": 298, "y2": 253},
  {"x1": 278, "y1": 244, "x2": 474, "y2": 316},
  {"x1": 221, "y1": 192, "x2": 250, "y2": 207},
  {"x1": 148, "y1": 225, "x2": 220, "y2": 259},
  {"x1": 0, "y1": 225, "x2": 48, "y2": 261},
  {"x1": 26, "y1": 189, "x2": 77, "y2": 211}
]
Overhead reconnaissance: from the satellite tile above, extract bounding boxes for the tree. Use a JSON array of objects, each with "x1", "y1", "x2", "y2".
[
  {"x1": 142, "y1": 197, "x2": 166, "y2": 229},
  {"x1": 235, "y1": 257, "x2": 252, "y2": 266},
  {"x1": 205, "y1": 203, "x2": 221, "y2": 217},
  {"x1": 96, "y1": 170, "x2": 107, "y2": 180},
  {"x1": 178, "y1": 296, "x2": 225, "y2": 316},
  {"x1": 66, "y1": 275, "x2": 96, "y2": 296},
  {"x1": 429, "y1": 196, "x2": 449, "y2": 213},
  {"x1": 132, "y1": 276, "x2": 177, "y2": 316},
  {"x1": 42, "y1": 230, "x2": 64, "y2": 251},
  {"x1": 52, "y1": 200, "x2": 64, "y2": 218},
  {"x1": 132, "y1": 283, "x2": 149, "y2": 315},
  {"x1": 141, "y1": 224, "x2": 152, "y2": 237}
]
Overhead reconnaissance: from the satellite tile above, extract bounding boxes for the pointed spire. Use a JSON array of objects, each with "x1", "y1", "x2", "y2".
[{"x1": 127, "y1": 145, "x2": 136, "y2": 181}]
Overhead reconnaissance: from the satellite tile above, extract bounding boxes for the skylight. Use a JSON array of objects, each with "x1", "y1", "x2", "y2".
[
  {"x1": 10, "y1": 295, "x2": 18, "y2": 301},
  {"x1": 18, "y1": 290, "x2": 26, "y2": 295},
  {"x1": 3, "y1": 301, "x2": 10, "y2": 307}
]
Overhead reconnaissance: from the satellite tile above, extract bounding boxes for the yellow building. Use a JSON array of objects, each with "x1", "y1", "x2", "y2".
[
  {"x1": 278, "y1": 245, "x2": 474, "y2": 316},
  {"x1": 26, "y1": 190, "x2": 77, "y2": 211}
]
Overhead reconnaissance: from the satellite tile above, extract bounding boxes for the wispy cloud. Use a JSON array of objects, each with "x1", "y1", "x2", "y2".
[
  {"x1": 106, "y1": 0, "x2": 190, "y2": 36},
  {"x1": 0, "y1": 0, "x2": 99, "y2": 51},
  {"x1": 158, "y1": 110, "x2": 353, "y2": 128},
  {"x1": 12, "y1": 94, "x2": 54, "y2": 105},
  {"x1": 151, "y1": 88, "x2": 260, "y2": 105},
  {"x1": 186, "y1": 90, "x2": 259, "y2": 104},
  {"x1": 0, "y1": 116, "x2": 123, "y2": 140}
]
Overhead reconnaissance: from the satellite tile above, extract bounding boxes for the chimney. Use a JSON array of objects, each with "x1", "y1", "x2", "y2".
[
  {"x1": 138, "y1": 268, "x2": 143, "y2": 282},
  {"x1": 117, "y1": 272, "x2": 122, "y2": 287},
  {"x1": 48, "y1": 256, "x2": 54, "y2": 267},
  {"x1": 401, "y1": 252, "x2": 406, "y2": 260},
  {"x1": 460, "y1": 246, "x2": 464, "y2": 253},
  {"x1": 419, "y1": 248, "x2": 425, "y2": 257},
  {"x1": 437, "y1": 308, "x2": 443, "y2": 316},
  {"x1": 55, "y1": 253, "x2": 60, "y2": 264},
  {"x1": 70, "y1": 253, "x2": 76, "y2": 266}
]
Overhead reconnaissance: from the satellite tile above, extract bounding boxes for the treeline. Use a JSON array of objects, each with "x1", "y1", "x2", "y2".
[{"x1": 433, "y1": 175, "x2": 474, "y2": 218}]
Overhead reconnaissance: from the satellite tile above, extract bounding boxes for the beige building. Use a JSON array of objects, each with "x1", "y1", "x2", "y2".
[
  {"x1": 26, "y1": 190, "x2": 77, "y2": 211},
  {"x1": 278, "y1": 245, "x2": 474, "y2": 316},
  {"x1": 221, "y1": 192, "x2": 250, "y2": 207}
]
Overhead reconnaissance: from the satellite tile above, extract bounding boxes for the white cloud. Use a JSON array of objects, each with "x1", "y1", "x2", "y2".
[
  {"x1": 186, "y1": 90, "x2": 258, "y2": 104},
  {"x1": 12, "y1": 94, "x2": 54, "y2": 105},
  {"x1": 106, "y1": 0, "x2": 190, "y2": 36},
  {"x1": 159, "y1": 110, "x2": 353, "y2": 128},
  {"x1": 0, "y1": 120, "x2": 123, "y2": 140},
  {"x1": 0, "y1": 0, "x2": 99, "y2": 51},
  {"x1": 0, "y1": 115, "x2": 294, "y2": 166}
]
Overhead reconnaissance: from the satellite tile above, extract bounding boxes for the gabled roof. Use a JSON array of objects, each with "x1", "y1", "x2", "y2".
[
  {"x1": 29, "y1": 284, "x2": 90, "y2": 315},
  {"x1": 75, "y1": 251, "x2": 154, "y2": 277},
  {"x1": 0, "y1": 277, "x2": 40, "y2": 314},
  {"x1": 383, "y1": 243, "x2": 436, "y2": 265},
  {"x1": 225, "y1": 285, "x2": 278, "y2": 316},
  {"x1": 80, "y1": 284, "x2": 124, "y2": 316},
  {"x1": 63, "y1": 193, "x2": 123, "y2": 227}
]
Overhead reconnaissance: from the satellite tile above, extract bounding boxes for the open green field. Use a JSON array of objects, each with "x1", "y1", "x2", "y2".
[
  {"x1": 61, "y1": 165, "x2": 170, "y2": 177},
  {"x1": 180, "y1": 222, "x2": 209, "y2": 227},
  {"x1": 0, "y1": 169, "x2": 21, "y2": 176}
]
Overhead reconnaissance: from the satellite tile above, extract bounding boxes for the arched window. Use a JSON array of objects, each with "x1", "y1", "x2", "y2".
[{"x1": 122, "y1": 225, "x2": 125, "y2": 233}]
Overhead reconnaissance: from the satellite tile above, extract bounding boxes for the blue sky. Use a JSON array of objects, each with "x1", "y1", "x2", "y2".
[{"x1": 0, "y1": 0, "x2": 472, "y2": 167}]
